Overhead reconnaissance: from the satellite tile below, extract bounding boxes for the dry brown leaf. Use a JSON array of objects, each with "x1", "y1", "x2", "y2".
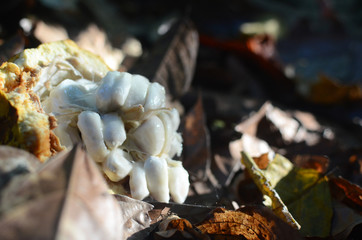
[
  {"x1": 165, "y1": 217, "x2": 194, "y2": 232},
  {"x1": 130, "y1": 18, "x2": 198, "y2": 98},
  {"x1": 0, "y1": 145, "x2": 151, "y2": 240},
  {"x1": 182, "y1": 95, "x2": 211, "y2": 177},
  {"x1": 155, "y1": 214, "x2": 210, "y2": 240},
  {"x1": 234, "y1": 102, "x2": 270, "y2": 137},
  {"x1": 330, "y1": 176, "x2": 362, "y2": 214},
  {"x1": 114, "y1": 194, "x2": 153, "y2": 239},
  {"x1": 196, "y1": 207, "x2": 302, "y2": 240},
  {"x1": 182, "y1": 94, "x2": 214, "y2": 190},
  {"x1": 234, "y1": 102, "x2": 322, "y2": 148}
]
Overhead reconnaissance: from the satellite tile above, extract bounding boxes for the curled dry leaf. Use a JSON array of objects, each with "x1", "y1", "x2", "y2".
[
  {"x1": 0, "y1": 145, "x2": 151, "y2": 240},
  {"x1": 233, "y1": 101, "x2": 322, "y2": 148},
  {"x1": 114, "y1": 194, "x2": 153, "y2": 239},
  {"x1": 196, "y1": 206, "x2": 302, "y2": 240},
  {"x1": 130, "y1": 18, "x2": 199, "y2": 98}
]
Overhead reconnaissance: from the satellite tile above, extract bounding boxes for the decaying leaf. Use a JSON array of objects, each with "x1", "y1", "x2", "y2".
[
  {"x1": 241, "y1": 151, "x2": 300, "y2": 230},
  {"x1": 130, "y1": 18, "x2": 199, "y2": 98},
  {"x1": 0, "y1": 145, "x2": 152, "y2": 240},
  {"x1": 329, "y1": 176, "x2": 362, "y2": 214},
  {"x1": 154, "y1": 205, "x2": 303, "y2": 240},
  {"x1": 182, "y1": 95, "x2": 212, "y2": 182},
  {"x1": 114, "y1": 195, "x2": 153, "y2": 240},
  {"x1": 196, "y1": 206, "x2": 302, "y2": 240},
  {"x1": 274, "y1": 167, "x2": 333, "y2": 237},
  {"x1": 242, "y1": 151, "x2": 336, "y2": 237},
  {"x1": 155, "y1": 215, "x2": 208, "y2": 240}
]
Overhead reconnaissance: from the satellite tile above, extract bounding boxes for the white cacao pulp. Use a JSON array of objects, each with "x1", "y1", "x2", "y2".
[{"x1": 44, "y1": 71, "x2": 189, "y2": 203}]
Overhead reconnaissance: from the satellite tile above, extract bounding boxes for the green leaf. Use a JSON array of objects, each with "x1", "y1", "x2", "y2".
[
  {"x1": 242, "y1": 151, "x2": 333, "y2": 237},
  {"x1": 275, "y1": 168, "x2": 333, "y2": 237},
  {"x1": 241, "y1": 151, "x2": 300, "y2": 229}
]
